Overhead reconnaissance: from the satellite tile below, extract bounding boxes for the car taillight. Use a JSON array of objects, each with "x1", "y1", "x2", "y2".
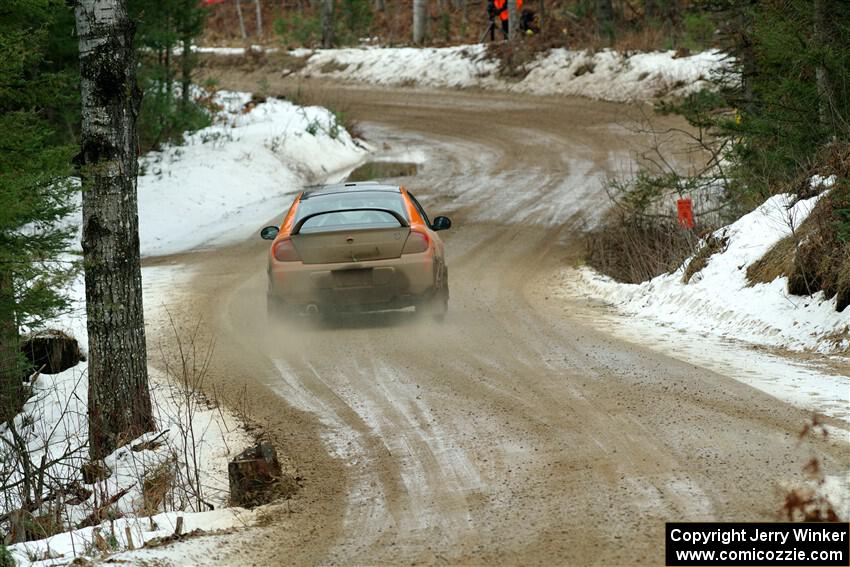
[
  {"x1": 273, "y1": 238, "x2": 301, "y2": 262},
  {"x1": 402, "y1": 230, "x2": 430, "y2": 254}
]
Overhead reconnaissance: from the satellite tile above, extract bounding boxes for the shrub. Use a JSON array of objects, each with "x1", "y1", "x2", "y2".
[
  {"x1": 0, "y1": 544, "x2": 13, "y2": 567},
  {"x1": 137, "y1": 89, "x2": 212, "y2": 153},
  {"x1": 585, "y1": 209, "x2": 700, "y2": 284},
  {"x1": 681, "y1": 234, "x2": 728, "y2": 284},
  {"x1": 748, "y1": 173, "x2": 850, "y2": 313},
  {"x1": 274, "y1": 11, "x2": 321, "y2": 47}
]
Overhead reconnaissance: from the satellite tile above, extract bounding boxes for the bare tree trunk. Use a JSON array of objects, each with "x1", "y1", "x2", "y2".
[
  {"x1": 181, "y1": 35, "x2": 192, "y2": 111},
  {"x1": 74, "y1": 0, "x2": 155, "y2": 460},
  {"x1": 321, "y1": 0, "x2": 334, "y2": 48},
  {"x1": 164, "y1": 40, "x2": 173, "y2": 98},
  {"x1": 236, "y1": 0, "x2": 247, "y2": 40},
  {"x1": 374, "y1": 0, "x2": 385, "y2": 11},
  {"x1": 644, "y1": 0, "x2": 657, "y2": 20},
  {"x1": 0, "y1": 271, "x2": 22, "y2": 423},
  {"x1": 538, "y1": 0, "x2": 545, "y2": 28},
  {"x1": 507, "y1": 0, "x2": 519, "y2": 41},
  {"x1": 255, "y1": 0, "x2": 263, "y2": 38},
  {"x1": 413, "y1": 0, "x2": 427, "y2": 44},
  {"x1": 595, "y1": 0, "x2": 614, "y2": 41},
  {"x1": 814, "y1": 0, "x2": 836, "y2": 131}
]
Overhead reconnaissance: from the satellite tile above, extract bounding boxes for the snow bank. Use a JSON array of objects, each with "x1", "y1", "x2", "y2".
[
  {"x1": 3, "y1": 273, "x2": 254, "y2": 566},
  {"x1": 64, "y1": 90, "x2": 368, "y2": 256},
  {"x1": 288, "y1": 44, "x2": 726, "y2": 102},
  {"x1": 137, "y1": 90, "x2": 368, "y2": 256},
  {"x1": 9, "y1": 507, "x2": 257, "y2": 566},
  {"x1": 568, "y1": 192, "x2": 850, "y2": 353}
]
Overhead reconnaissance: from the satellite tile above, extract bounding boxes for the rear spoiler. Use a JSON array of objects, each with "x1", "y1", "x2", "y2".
[{"x1": 292, "y1": 208, "x2": 409, "y2": 235}]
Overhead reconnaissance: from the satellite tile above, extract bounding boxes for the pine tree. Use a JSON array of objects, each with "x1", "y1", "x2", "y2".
[
  {"x1": 0, "y1": 0, "x2": 78, "y2": 422},
  {"x1": 596, "y1": 0, "x2": 614, "y2": 42},
  {"x1": 131, "y1": 0, "x2": 210, "y2": 151},
  {"x1": 665, "y1": 0, "x2": 850, "y2": 208}
]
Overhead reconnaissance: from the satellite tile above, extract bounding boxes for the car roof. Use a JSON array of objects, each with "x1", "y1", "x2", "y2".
[{"x1": 301, "y1": 181, "x2": 402, "y2": 200}]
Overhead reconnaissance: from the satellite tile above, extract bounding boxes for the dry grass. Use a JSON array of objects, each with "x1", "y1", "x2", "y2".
[
  {"x1": 612, "y1": 25, "x2": 669, "y2": 52},
  {"x1": 141, "y1": 460, "x2": 176, "y2": 517},
  {"x1": 788, "y1": 189, "x2": 850, "y2": 312},
  {"x1": 747, "y1": 233, "x2": 796, "y2": 285},
  {"x1": 197, "y1": 51, "x2": 310, "y2": 76},
  {"x1": 318, "y1": 60, "x2": 350, "y2": 74},
  {"x1": 681, "y1": 234, "x2": 728, "y2": 283},
  {"x1": 585, "y1": 209, "x2": 700, "y2": 284},
  {"x1": 746, "y1": 142, "x2": 850, "y2": 313}
]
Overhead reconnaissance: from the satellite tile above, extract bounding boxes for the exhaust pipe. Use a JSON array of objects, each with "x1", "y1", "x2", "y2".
[{"x1": 304, "y1": 304, "x2": 319, "y2": 316}]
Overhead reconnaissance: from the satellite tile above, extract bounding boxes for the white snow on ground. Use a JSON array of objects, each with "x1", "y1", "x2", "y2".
[
  {"x1": 571, "y1": 192, "x2": 850, "y2": 354},
  {"x1": 62, "y1": 90, "x2": 368, "y2": 257},
  {"x1": 4, "y1": 274, "x2": 255, "y2": 566},
  {"x1": 137, "y1": 90, "x2": 367, "y2": 256},
  {"x1": 285, "y1": 44, "x2": 726, "y2": 102},
  {"x1": 191, "y1": 45, "x2": 276, "y2": 56},
  {"x1": 4, "y1": 91, "x2": 370, "y2": 564}
]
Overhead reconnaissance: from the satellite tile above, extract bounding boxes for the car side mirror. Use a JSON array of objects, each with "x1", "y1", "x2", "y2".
[
  {"x1": 432, "y1": 216, "x2": 452, "y2": 231},
  {"x1": 260, "y1": 226, "x2": 279, "y2": 240}
]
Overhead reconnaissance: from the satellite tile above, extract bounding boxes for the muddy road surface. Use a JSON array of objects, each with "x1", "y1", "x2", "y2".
[{"x1": 143, "y1": 80, "x2": 850, "y2": 565}]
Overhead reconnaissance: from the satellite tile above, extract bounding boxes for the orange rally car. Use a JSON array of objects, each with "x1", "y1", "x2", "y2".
[{"x1": 260, "y1": 182, "x2": 452, "y2": 320}]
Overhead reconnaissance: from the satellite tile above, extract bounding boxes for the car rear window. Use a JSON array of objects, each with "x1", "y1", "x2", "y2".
[
  {"x1": 295, "y1": 190, "x2": 409, "y2": 224},
  {"x1": 299, "y1": 210, "x2": 402, "y2": 233}
]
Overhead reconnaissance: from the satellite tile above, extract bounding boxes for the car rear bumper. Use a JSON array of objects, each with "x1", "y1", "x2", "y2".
[{"x1": 268, "y1": 253, "x2": 437, "y2": 309}]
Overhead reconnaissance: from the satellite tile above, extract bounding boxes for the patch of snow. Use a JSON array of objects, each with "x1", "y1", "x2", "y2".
[
  {"x1": 2, "y1": 272, "x2": 255, "y2": 566},
  {"x1": 570, "y1": 193, "x2": 849, "y2": 353},
  {"x1": 279, "y1": 45, "x2": 727, "y2": 102},
  {"x1": 9, "y1": 507, "x2": 257, "y2": 566},
  {"x1": 190, "y1": 45, "x2": 276, "y2": 56},
  {"x1": 64, "y1": 90, "x2": 368, "y2": 257},
  {"x1": 136, "y1": 90, "x2": 368, "y2": 256},
  {"x1": 811, "y1": 174, "x2": 837, "y2": 189}
]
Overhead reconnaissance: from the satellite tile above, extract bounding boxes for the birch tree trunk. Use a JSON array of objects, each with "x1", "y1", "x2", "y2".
[
  {"x1": 255, "y1": 0, "x2": 263, "y2": 38},
  {"x1": 507, "y1": 0, "x2": 519, "y2": 41},
  {"x1": 235, "y1": 0, "x2": 247, "y2": 40},
  {"x1": 321, "y1": 0, "x2": 334, "y2": 48},
  {"x1": 413, "y1": 0, "x2": 427, "y2": 45},
  {"x1": 74, "y1": 0, "x2": 155, "y2": 460}
]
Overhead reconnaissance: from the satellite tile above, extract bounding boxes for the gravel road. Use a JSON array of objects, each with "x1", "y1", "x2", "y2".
[{"x1": 143, "y1": 77, "x2": 850, "y2": 566}]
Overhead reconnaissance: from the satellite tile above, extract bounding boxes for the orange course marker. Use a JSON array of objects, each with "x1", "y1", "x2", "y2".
[{"x1": 677, "y1": 198, "x2": 694, "y2": 229}]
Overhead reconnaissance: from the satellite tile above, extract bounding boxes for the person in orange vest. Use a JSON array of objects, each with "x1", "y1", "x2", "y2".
[{"x1": 487, "y1": 0, "x2": 523, "y2": 40}]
